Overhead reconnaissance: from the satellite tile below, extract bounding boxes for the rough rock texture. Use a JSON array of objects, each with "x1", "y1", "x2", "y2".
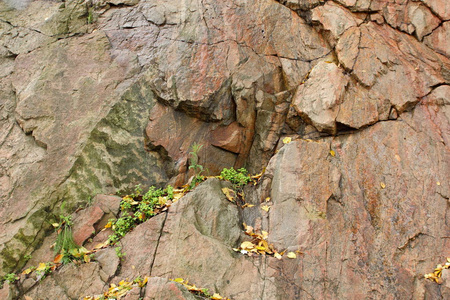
[{"x1": 0, "y1": 0, "x2": 449, "y2": 299}]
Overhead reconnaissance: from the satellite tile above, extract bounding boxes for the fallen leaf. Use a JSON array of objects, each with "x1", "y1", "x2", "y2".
[
  {"x1": 104, "y1": 221, "x2": 112, "y2": 229},
  {"x1": 52, "y1": 223, "x2": 59, "y2": 228},
  {"x1": 22, "y1": 268, "x2": 33, "y2": 275},
  {"x1": 261, "y1": 205, "x2": 270, "y2": 212},
  {"x1": 261, "y1": 231, "x2": 268, "y2": 240},
  {"x1": 221, "y1": 188, "x2": 236, "y2": 202},
  {"x1": 329, "y1": 150, "x2": 336, "y2": 157},
  {"x1": 54, "y1": 254, "x2": 63, "y2": 264},
  {"x1": 138, "y1": 277, "x2": 149, "y2": 287},
  {"x1": 282, "y1": 137, "x2": 292, "y2": 144},
  {"x1": 240, "y1": 241, "x2": 255, "y2": 250},
  {"x1": 84, "y1": 254, "x2": 91, "y2": 263},
  {"x1": 380, "y1": 182, "x2": 386, "y2": 189},
  {"x1": 265, "y1": 197, "x2": 270, "y2": 202},
  {"x1": 287, "y1": 252, "x2": 297, "y2": 259},
  {"x1": 211, "y1": 293, "x2": 223, "y2": 300},
  {"x1": 394, "y1": 154, "x2": 401, "y2": 161},
  {"x1": 274, "y1": 252, "x2": 282, "y2": 260},
  {"x1": 36, "y1": 262, "x2": 47, "y2": 272},
  {"x1": 437, "y1": 182, "x2": 441, "y2": 186},
  {"x1": 173, "y1": 278, "x2": 184, "y2": 283},
  {"x1": 251, "y1": 172, "x2": 263, "y2": 180},
  {"x1": 241, "y1": 203, "x2": 255, "y2": 208}
]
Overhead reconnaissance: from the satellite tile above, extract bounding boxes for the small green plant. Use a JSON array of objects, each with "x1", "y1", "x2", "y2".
[
  {"x1": 24, "y1": 254, "x2": 32, "y2": 260},
  {"x1": 115, "y1": 246, "x2": 126, "y2": 259},
  {"x1": 54, "y1": 214, "x2": 79, "y2": 256},
  {"x1": 220, "y1": 167, "x2": 251, "y2": 188},
  {"x1": 108, "y1": 185, "x2": 175, "y2": 244},
  {"x1": 189, "y1": 143, "x2": 206, "y2": 188},
  {"x1": 3, "y1": 273, "x2": 19, "y2": 284}
]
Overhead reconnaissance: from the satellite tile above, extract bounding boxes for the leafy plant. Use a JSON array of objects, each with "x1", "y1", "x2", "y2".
[
  {"x1": 108, "y1": 185, "x2": 176, "y2": 244},
  {"x1": 115, "y1": 246, "x2": 126, "y2": 259},
  {"x1": 3, "y1": 273, "x2": 19, "y2": 283},
  {"x1": 189, "y1": 143, "x2": 205, "y2": 188},
  {"x1": 54, "y1": 214, "x2": 79, "y2": 256},
  {"x1": 220, "y1": 167, "x2": 251, "y2": 188}
]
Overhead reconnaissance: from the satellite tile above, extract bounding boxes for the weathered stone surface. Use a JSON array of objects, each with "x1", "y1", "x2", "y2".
[
  {"x1": 143, "y1": 277, "x2": 198, "y2": 300},
  {"x1": 1, "y1": 0, "x2": 450, "y2": 299},
  {"x1": 424, "y1": 21, "x2": 450, "y2": 57},
  {"x1": 53, "y1": 263, "x2": 106, "y2": 298},
  {"x1": 116, "y1": 213, "x2": 166, "y2": 280},
  {"x1": 292, "y1": 61, "x2": 349, "y2": 133},
  {"x1": 311, "y1": 1, "x2": 364, "y2": 46},
  {"x1": 150, "y1": 179, "x2": 241, "y2": 289}
]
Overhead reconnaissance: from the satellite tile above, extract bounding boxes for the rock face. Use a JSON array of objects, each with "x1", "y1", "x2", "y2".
[{"x1": 0, "y1": 0, "x2": 449, "y2": 299}]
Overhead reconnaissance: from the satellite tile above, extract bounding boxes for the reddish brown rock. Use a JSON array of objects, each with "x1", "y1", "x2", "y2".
[
  {"x1": 424, "y1": 21, "x2": 450, "y2": 57},
  {"x1": 143, "y1": 277, "x2": 198, "y2": 300},
  {"x1": 292, "y1": 61, "x2": 349, "y2": 133}
]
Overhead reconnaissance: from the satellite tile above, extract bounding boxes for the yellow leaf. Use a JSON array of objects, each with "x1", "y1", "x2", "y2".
[
  {"x1": 94, "y1": 240, "x2": 109, "y2": 249},
  {"x1": 274, "y1": 252, "x2": 282, "y2": 260},
  {"x1": 287, "y1": 252, "x2": 297, "y2": 259},
  {"x1": 221, "y1": 188, "x2": 235, "y2": 202},
  {"x1": 70, "y1": 248, "x2": 83, "y2": 258},
  {"x1": 437, "y1": 182, "x2": 441, "y2": 186},
  {"x1": 52, "y1": 223, "x2": 60, "y2": 228},
  {"x1": 241, "y1": 203, "x2": 255, "y2": 208},
  {"x1": 22, "y1": 268, "x2": 33, "y2": 275},
  {"x1": 261, "y1": 231, "x2": 268, "y2": 240},
  {"x1": 261, "y1": 205, "x2": 270, "y2": 212},
  {"x1": 240, "y1": 241, "x2": 255, "y2": 250},
  {"x1": 84, "y1": 254, "x2": 91, "y2": 263},
  {"x1": 251, "y1": 172, "x2": 263, "y2": 180},
  {"x1": 282, "y1": 137, "x2": 292, "y2": 144},
  {"x1": 265, "y1": 197, "x2": 270, "y2": 202},
  {"x1": 36, "y1": 262, "x2": 47, "y2": 272},
  {"x1": 380, "y1": 182, "x2": 386, "y2": 189},
  {"x1": 329, "y1": 150, "x2": 336, "y2": 157},
  {"x1": 173, "y1": 278, "x2": 184, "y2": 283},
  {"x1": 139, "y1": 276, "x2": 149, "y2": 287},
  {"x1": 104, "y1": 221, "x2": 112, "y2": 229},
  {"x1": 211, "y1": 293, "x2": 223, "y2": 300},
  {"x1": 158, "y1": 196, "x2": 167, "y2": 205}
]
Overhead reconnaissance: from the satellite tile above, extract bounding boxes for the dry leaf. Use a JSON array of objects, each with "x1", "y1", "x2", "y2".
[
  {"x1": 287, "y1": 252, "x2": 297, "y2": 259},
  {"x1": 52, "y1": 223, "x2": 59, "y2": 228},
  {"x1": 221, "y1": 188, "x2": 236, "y2": 202},
  {"x1": 262, "y1": 231, "x2": 268, "y2": 240},
  {"x1": 329, "y1": 150, "x2": 336, "y2": 157},
  {"x1": 380, "y1": 182, "x2": 386, "y2": 189},
  {"x1": 437, "y1": 182, "x2": 441, "y2": 186},
  {"x1": 211, "y1": 293, "x2": 223, "y2": 300},
  {"x1": 53, "y1": 254, "x2": 63, "y2": 264},
  {"x1": 261, "y1": 205, "x2": 270, "y2": 212},
  {"x1": 84, "y1": 254, "x2": 91, "y2": 263},
  {"x1": 282, "y1": 137, "x2": 292, "y2": 144},
  {"x1": 240, "y1": 241, "x2": 255, "y2": 250},
  {"x1": 265, "y1": 197, "x2": 270, "y2": 202},
  {"x1": 274, "y1": 252, "x2": 282, "y2": 260},
  {"x1": 22, "y1": 268, "x2": 33, "y2": 275}
]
